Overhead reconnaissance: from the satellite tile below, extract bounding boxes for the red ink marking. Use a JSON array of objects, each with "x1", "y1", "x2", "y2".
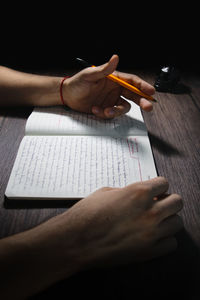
[{"x1": 127, "y1": 138, "x2": 137, "y2": 157}]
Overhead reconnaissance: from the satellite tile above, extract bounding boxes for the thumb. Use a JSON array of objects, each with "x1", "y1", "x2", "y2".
[{"x1": 84, "y1": 54, "x2": 119, "y2": 82}]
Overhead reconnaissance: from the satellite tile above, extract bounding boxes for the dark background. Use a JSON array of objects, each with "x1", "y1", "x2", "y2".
[{"x1": 1, "y1": 5, "x2": 199, "y2": 73}]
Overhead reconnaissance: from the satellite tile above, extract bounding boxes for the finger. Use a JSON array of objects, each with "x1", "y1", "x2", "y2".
[
  {"x1": 124, "y1": 94, "x2": 154, "y2": 112},
  {"x1": 83, "y1": 54, "x2": 119, "y2": 82},
  {"x1": 91, "y1": 106, "x2": 106, "y2": 119},
  {"x1": 157, "y1": 215, "x2": 183, "y2": 239},
  {"x1": 92, "y1": 105, "x2": 127, "y2": 119},
  {"x1": 101, "y1": 86, "x2": 122, "y2": 110},
  {"x1": 104, "y1": 105, "x2": 130, "y2": 119},
  {"x1": 140, "y1": 98, "x2": 153, "y2": 112},
  {"x1": 154, "y1": 193, "x2": 183, "y2": 221},
  {"x1": 92, "y1": 99, "x2": 131, "y2": 119},
  {"x1": 104, "y1": 98, "x2": 131, "y2": 118},
  {"x1": 116, "y1": 71, "x2": 155, "y2": 96},
  {"x1": 136, "y1": 236, "x2": 178, "y2": 262},
  {"x1": 117, "y1": 72, "x2": 155, "y2": 110},
  {"x1": 142, "y1": 176, "x2": 169, "y2": 198},
  {"x1": 92, "y1": 106, "x2": 117, "y2": 120},
  {"x1": 119, "y1": 177, "x2": 169, "y2": 209}
]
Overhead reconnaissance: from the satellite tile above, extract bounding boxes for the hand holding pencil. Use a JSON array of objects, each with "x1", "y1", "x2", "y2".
[{"x1": 62, "y1": 55, "x2": 156, "y2": 119}]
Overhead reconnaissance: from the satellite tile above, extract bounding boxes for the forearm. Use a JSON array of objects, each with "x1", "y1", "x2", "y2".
[
  {"x1": 0, "y1": 212, "x2": 85, "y2": 299},
  {"x1": 0, "y1": 66, "x2": 62, "y2": 106}
]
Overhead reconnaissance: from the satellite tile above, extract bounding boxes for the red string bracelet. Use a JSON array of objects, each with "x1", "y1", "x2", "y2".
[{"x1": 60, "y1": 76, "x2": 70, "y2": 105}]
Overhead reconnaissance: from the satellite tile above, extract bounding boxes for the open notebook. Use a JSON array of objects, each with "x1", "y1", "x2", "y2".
[{"x1": 5, "y1": 101, "x2": 157, "y2": 200}]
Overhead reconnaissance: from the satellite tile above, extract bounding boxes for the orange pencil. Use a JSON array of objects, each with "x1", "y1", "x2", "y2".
[{"x1": 76, "y1": 58, "x2": 156, "y2": 102}]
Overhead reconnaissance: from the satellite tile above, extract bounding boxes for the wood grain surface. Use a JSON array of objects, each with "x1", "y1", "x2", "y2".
[{"x1": 0, "y1": 70, "x2": 200, "y2": 299}]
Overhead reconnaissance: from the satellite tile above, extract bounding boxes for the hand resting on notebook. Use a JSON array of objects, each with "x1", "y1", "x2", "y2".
[
  {"x1": 1, "y1": 177, "x2": 183, "y2": 298},
  {"x1": 0, "y1": 55, "x2": 155, "y2": 119}
]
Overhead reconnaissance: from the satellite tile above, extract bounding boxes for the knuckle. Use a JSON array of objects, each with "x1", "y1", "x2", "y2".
[
  {"x1": 158, "y1": 176, "x2": 169, "y2": 185},
  {"x1": 137, "y1": 184, "x2": 151, "y2": 194},
  {"x1": 148, "y1": 206, "x2": 162, "y2": 221},
  {"x1": 126, "y1": 182, "x2": 149, "y2": 193},
  {"x1": 133, "y1": 184, "x2": 151, "y2": 201}
]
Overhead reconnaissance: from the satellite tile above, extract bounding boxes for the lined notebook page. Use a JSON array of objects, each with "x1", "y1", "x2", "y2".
[
  {"x1": 25, "y1": 101, "x2": 147, "y2": 137},
  {"x1": 5, "y1": 135, "x2": 156, "y2": 200}
]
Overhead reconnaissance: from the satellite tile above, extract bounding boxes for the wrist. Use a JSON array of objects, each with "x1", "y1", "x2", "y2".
[
  {"x1": 32, "y1": 76, "x2": 62, "y2": 106},
  {"x1": 27, "y1": 213, "x2": 89, "y2": 281},
  {"x1": 60, "y1": 76, "x2": 70, "y2": 106}
]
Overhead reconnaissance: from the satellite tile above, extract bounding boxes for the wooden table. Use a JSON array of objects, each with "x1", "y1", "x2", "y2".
[{"x1": 0, "y1": 69, "x2": 200, "y2": 299}]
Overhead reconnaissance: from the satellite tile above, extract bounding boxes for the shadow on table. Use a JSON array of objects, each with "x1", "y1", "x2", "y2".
[
  {"x1": 148, "y1": 132, "x2": 183, "y2": 157},
  {"x1": 4, "y1": 197, "x2": 77, "y2": 209}
]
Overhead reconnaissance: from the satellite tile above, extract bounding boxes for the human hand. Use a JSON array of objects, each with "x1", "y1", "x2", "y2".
[
  {"x1": 59, "y1": 177, "x2": 183, "y2": 272},
  {"x1": 62, "y1": 55, "x2": 155, "y2": 119}
]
